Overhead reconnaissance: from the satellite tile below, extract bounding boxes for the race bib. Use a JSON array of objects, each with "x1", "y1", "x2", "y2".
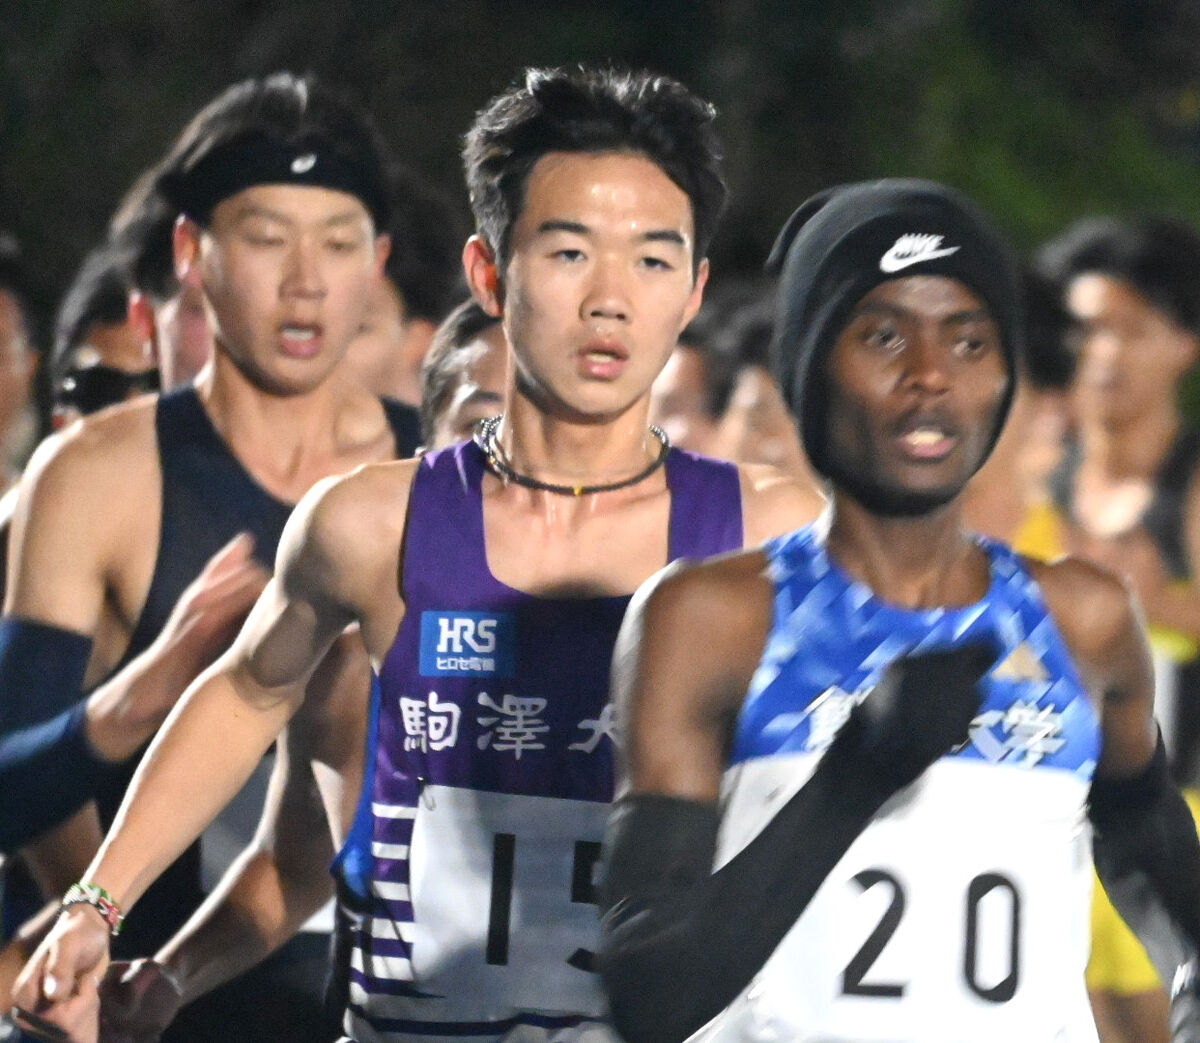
[{"x1": 406, "y1": 785, "x2": 610, "y2": 1018}]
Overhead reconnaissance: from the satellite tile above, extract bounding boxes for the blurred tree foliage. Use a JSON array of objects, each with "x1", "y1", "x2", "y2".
[{"x1": 2, "y1": 0, "x2": 1200, "y2": 332}]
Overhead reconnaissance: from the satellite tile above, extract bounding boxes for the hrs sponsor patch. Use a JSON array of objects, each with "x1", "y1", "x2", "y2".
[{"x1": 420, "y1": 611, "x2": 516, "y2": 677}]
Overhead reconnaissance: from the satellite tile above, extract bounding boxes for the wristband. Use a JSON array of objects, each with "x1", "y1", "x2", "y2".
[{"x1": 62, "y1": 882, "x2": 124, "y2": 936}]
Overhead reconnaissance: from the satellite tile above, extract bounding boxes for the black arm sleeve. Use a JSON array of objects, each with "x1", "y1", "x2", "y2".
[
  {"x1": 0, "y1": 701, "x2": 117, "y2": 852},
  {"x1": 1089, "y1": 734, "x2": 1200, "y2": 1035},
  {"x1": 599, "y1": 729, "x2": 893, "y2": 1043},
  {"x1": 0, "y1": 616, "x2": 93, "y2": 734},
  {"x1": 599, "y1": 641, "x2": 996, "y2": 1043}
]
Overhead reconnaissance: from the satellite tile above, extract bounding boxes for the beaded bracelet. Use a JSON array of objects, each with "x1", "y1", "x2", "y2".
[{"x1": 62, "y1": 882, "x2": 124, "y2": 936}]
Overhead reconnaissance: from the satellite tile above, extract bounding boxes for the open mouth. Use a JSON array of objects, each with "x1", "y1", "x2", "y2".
[
  {"x1": 895, "y1": 419, "x2": 958, "y2": 461},
  {"x1": 577, "y1": 341, "x2": 629, "y2": 379},
  {"x1": 279, "y1": 324, "x2": 323, "y2": 357}
]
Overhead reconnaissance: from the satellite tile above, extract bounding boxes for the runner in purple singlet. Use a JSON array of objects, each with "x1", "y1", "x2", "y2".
[{"x1": 12, "y1": 67, "x2": 823, "y2": 1043}]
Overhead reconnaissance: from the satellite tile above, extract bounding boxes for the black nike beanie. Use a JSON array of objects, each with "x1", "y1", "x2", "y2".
[{"x1": 766, "y1": 179, "x2": 1023, "y2": 478}]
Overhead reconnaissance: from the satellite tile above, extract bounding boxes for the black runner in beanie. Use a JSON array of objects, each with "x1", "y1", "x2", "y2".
[{"x1": 765, "y1": 178, "x2": 1023, "y2": 483}]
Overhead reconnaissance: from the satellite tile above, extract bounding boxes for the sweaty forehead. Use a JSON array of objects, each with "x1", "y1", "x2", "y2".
[{"x1": 515, "y1": 151, "x2": 694, "y2": 240}]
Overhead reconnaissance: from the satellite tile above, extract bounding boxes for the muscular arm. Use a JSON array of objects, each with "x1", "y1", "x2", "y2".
[
  {"x1": 599, "y1": 553, "x2": 991, "y2": 1043},
  {"x1": 11, "y1": 464, "x2": 404, "y2": 1033},
  {"x1": 1039, "y1": 558, "x2": 1200, "y2": 1025},
  {"x1": 151, "y1": 632, "x2": 367, "y2": 1011}
]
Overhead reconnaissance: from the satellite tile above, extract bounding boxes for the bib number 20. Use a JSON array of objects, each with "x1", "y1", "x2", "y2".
[{"x1": 841, "y1": 868, "x2": 1021, "y2": 1003}]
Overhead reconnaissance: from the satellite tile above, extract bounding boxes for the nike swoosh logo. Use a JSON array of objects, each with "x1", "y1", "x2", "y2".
[{"x1": 879, "y1": 243, "x2": 960, "y2": 273}]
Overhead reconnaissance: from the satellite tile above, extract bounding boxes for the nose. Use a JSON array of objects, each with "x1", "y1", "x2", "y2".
[
  {"x1": 282, "y1": 238, "x2": 327, "y2": 299},
  {"x1": 902, "y1": 333, "x2": 950, "y2": 395},
  {"x1": 1081, "y1": 327, "x2": 1120, "y2": 370},
  {"x1": 582, "y1": 257, "x2": 630, "y2": 323}
]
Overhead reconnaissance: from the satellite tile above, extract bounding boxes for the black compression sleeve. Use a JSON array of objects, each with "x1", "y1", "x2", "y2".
[
  {"x1": 0, "y1": 616, "x2": 93, "y2": 734},
  {"x1": 1089, "y1": 735, "x2": 1200, "y2": 984},
  {"x1": 599, "y1": 729, "x2": 891, "y2": 1043},
  {"x1": 0, "y1": 701, "x2": 117, "y2": 852}
]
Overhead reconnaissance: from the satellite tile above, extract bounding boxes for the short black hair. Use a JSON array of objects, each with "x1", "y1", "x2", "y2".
[
  {"x1": 462, "y1": 65, "x2": 726, "y2": 272},
  {"x1": 53, "y1": 244, "x2": 133, "y2": 377},
  {"x1": 1038, "y1": 215, "x2": 1200, "y2": 339},
  {"x1": 1021, "y1": 268, "x2": 1075, "y2": 392},
  {"x1": 156, "y1": 72, "x2": 393, "y2": 229},
  {"x1": 109, "y1": 168, "x2": 179, "y2": 302},
  {"x1": 383, "y1": 163, "x2": 468, "y2": 324},
  {"x1": 419, "y1": 298, "x2": 501, "y2": 442}
]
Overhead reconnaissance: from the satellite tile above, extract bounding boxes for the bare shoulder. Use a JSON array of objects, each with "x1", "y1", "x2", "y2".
[
  {"x1": 620, "y1": 548, "x2": 775, "y2": 721},
  {"x1": 737, "y1": 462, "x2": 826, "y2": 546},
  {"x1": 20, "y1": 396, "x2": 159, "y2": 508},
  {"x1": 7, "y1": 398, "x2": 160, "y2": 620},
  {"x1": 637, "y1": 546, "x2": 775, "y2": 638},
  {"x1": 1028, "y1": 553, "x2": 1141, "y2": 667},
  {"x1": 617, "y1": 547, "x2": 776, "y2": 797},
  {"x1": 297, "y1": 455, "x2": 422, "y2": 546},
  {"x1": 277, "y1": 456, "x2": 423, "y2": 615}
]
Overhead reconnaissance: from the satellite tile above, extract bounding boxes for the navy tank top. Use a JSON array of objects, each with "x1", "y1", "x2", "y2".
[
  {"x1": 335, "y1": 439, "x2": 742, "y2": 1042},
  {"x1": 97, "y1": 386, "x2": 419, "y2": 958}
]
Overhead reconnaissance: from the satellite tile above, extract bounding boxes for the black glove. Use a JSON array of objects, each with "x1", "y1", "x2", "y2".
[
  {"x1": 833, "y1": 640, "x2": 997, "y2": 793},
  {"x1": 1171, "y1": 958, "x2": 1200, "y2": 1043}
]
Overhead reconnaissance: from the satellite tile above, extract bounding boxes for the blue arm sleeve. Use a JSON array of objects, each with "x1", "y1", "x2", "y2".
[
  {"x1": 0, "y1": 701, "x2": 116, "y2": 853},
  {"x1": 0, "y1": 616, "x2": 93, "y2": 734}
]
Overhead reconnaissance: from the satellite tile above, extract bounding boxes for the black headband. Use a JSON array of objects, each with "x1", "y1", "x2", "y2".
[
  {"x1": 767, "y1": 178, "x2": 1023, "y2": 477},
  {"x1": 161, "y1": 134, "x2": 390, "y2": 229}
]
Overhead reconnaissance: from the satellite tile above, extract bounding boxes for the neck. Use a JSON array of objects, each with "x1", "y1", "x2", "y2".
[
  {"x1": 825, "y1": 493, "x2": 985, "y2": 609},
  {"x1": 497, "y1": 395, "x2": 662, "y2": 488},
  {"x1": 1081, "y1": 407, "x2": 1180, "y2": 482},
  {"x1": 196, "y1": 352, "x2": 363, "y2": 491}
]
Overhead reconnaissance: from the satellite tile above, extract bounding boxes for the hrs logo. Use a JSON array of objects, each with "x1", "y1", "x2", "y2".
[{"x1": 420, "y1": 611, "x2": 516, "y2": 678}]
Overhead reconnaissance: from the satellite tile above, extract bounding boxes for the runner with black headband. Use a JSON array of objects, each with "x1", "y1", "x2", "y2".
[
  {"x1": 599, "y1": 179, "x2": 1200, "y2": 1043},
  {"x1": 0, "y1": 72, "x2": 420, "y2": 1040},
  {"x1": 12, "y1": 65, "x2": 822, "y2": 1043}
]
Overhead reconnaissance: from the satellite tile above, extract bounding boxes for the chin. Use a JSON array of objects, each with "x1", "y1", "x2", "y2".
[{"x1": 833, "y1": 465, "x2": 965, "y2": 518}]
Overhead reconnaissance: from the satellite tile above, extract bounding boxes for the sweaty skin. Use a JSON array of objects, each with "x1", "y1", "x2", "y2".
[
  {"x1": 604, "y1": 278, "x2": 1159, "y2": 1043},
  {"x1": 12, "y1": 151, "x2": 824, "y2": 1042},
  {"x1": 0, "y1": 181, "x2": 400, "y2": 1025}
]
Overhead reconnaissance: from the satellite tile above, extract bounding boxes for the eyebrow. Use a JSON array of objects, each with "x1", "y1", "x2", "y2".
[{"x1": 535, "y1": 220, "x2": 686, "y2": 248}]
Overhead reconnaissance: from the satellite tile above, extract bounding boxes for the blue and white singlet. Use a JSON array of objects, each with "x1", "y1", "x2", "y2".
[{"x1": 690, "y1": 525, "x2": 1103, "y2": 1043}]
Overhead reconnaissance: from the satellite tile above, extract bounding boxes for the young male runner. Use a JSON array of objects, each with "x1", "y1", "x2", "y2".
[
  {"x1": 599, "y1": 180, "x2": 1200, "y2": 1043},
  {"x1": 12, "y1": 67, "x2": 820, "y2": 1043},
  {"x1": 0, "y1": 72, "x2": 420, "y2": 1038}
]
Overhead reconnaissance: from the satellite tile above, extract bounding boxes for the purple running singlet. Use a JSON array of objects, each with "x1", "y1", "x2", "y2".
[{"x1": 335, "y1": 439, "x2": 742, "y2": 1043}]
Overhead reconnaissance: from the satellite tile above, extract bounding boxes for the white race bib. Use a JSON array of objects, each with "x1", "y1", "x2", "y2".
[{"x1": 406, "y1": 785, "x2": 610, "y2": 1018}]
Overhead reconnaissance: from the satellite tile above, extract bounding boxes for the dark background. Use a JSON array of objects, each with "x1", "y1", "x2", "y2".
[{"x1": 4, "y1": 0, "x2": 1200, "y2": 334}]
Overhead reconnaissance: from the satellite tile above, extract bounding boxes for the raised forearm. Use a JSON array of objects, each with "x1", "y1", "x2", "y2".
[
  {"x1": 157, "y1": 844, "x2": 332, "y2": 1005},
  {"x1": 84, "y1": 642, "x2": 203, "y2": 763}
]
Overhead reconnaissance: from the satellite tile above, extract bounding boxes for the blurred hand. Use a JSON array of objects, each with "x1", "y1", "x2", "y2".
[
  {"x1": 10, "y1": 906, "x2": 111, "y2": 1043},
  {"x1": 836, "y1": 640, "x2": 997, "y2": 794},
  {"x1": 86, "y1": 532, "x2": 269, "y2": 760},
  {"x1": 1070, "y1": 525, "x2": 1170, "y2": 618},
  {"x1": 96, "y1": 961, "x2": 182, "y2": 1043},
  {"x1": 152, "y1": 532, "x2": 269, "y2": 675}
]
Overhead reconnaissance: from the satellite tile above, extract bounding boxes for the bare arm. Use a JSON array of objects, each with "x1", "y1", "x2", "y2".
[
  {"x1": 1034, "y1": 556, "x2": 1158, "y2": 779},
  {"x1": 1039, "y1": 556, "x2": 1200, "y2": 1034},
  {"x1": 11, "y1": 464, "x2": 405, "y2": 1036},
  {"x1": 154, "y1": 631, "x2": 367, "y2": 1009},
  {"x1": 600, "y1": 553, "x2": 992, "y2": 1043}
]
